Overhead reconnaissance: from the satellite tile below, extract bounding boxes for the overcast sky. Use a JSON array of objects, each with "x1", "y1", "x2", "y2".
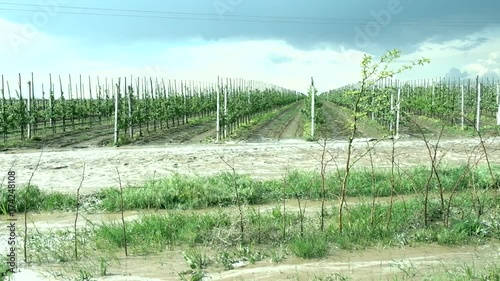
[{"x1": 1, "y1": 0, "x2": 499, "y2": 94}]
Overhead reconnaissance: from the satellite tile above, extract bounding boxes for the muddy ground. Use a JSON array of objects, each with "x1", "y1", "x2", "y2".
[
  {"x1": 1, "y1": 103, "x2": 500, "y2": 280},
  {"x1": 1, "y1": 137, "x2": 499, "y2": 194},
  {"x1": 2, "y1": 198, "x2": 499, "y2": 280},
  {"x1": 9, "y1": 243, "x2": 499, "y2": 281}
]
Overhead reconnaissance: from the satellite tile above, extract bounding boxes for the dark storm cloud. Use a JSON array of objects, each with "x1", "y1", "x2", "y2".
[
  {"x1": 4, "y1": 0, "x2": 499, "y2": 54},
  {"x1": 448, "y1": 38, "x2": 489, "y2": 51}
]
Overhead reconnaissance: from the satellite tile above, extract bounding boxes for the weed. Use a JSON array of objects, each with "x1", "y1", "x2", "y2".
[
  {"x1": 291, "y1": 232, "x2": 329, "y2": 259},
  {"x1": 182, "y1": 248, "x2": 209, "y2": 270}
]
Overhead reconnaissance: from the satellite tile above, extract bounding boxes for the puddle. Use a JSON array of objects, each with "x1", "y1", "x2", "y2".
[
  {"x1": 0, "y1": 194, "x2": 428, "y2": 231},
  {"x1": 1, "y1": 202, "x2": 498, "y2": 280},
  {"x1": 207, "y1": 244, "x2": 499, "y2": 280},
  {"x1": 9, "y1": 243, "x2": 499, "y2": 280}
]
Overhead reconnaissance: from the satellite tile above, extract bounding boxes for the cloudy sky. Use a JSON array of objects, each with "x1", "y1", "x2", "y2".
[{"x1": 1, "y1": 0, "x2": 499, "y2": 94}]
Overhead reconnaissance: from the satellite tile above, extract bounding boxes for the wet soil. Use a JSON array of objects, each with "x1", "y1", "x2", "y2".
[{"x1": 1, "y1": 137, "x2": 499, "y2": 194}]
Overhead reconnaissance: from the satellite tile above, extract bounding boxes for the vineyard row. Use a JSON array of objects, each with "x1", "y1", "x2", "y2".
[
  {"x1": 0, "y1": 74, "x2": 303, "y2": 145},
  {"x1": 323, "y1": 77, "x2": 500, "y2": 136}
]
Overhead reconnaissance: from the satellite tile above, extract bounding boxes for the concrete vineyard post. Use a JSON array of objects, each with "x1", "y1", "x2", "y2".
[
  {"x1": 371, "y1": 85, "x2": 375, "y2": 121},
  {"x1": 228, "y1": 78, "x2": 232, "y2": 135},
  {"x1": 396, "y1": 86, "x2": 401, "y2": 139},
  {"x1": 41, "y1": 83, "x2": 46, "y2": 127},
  {"x1": 127, "y1": 76, "x2": 133, "y2": 139},
  {"x1": 496, "y1": 83, "x2": 500, "y2": 126},
  {"x1": 31, "y1": 72, "x2": 36, "y2": 136},
  {"x1": 224, "y1": 78, "x2": 228, "y2": 139},
  {"x1": 123, "y1": 77, "x2": 127, "y2": 135},
  {"x1": 390, "y1": 86, "x2": 394, "y2": 134},
  {"x1": 247, "y1": 81, "x2": 251, "y2": 123},
  {"x1": 183, "y1": 80, "x2": 187, "y2": 124},
  {"x1": 79, "y1": 74, "x2": 83, "y2": 125},
  {"x1": 69, "y1": 74, "x2": 74, "y2": 128},
  {"x1": 49, "y1": 74, "x2": 53, "y2": 129},
  {"x1": 1, "y1": 75, "x2": 3, "y2": 142},
  {"x1": 461, "y1": 83, "x2": 465, "y2": 130},
  {"x1": 476, "y1": 79, "x2": 481, "y2": 131},
  {"x1": 89, "y1": 75, "x2": 93, "y2": 127},
  {"x1": 18, "y1": 74, "x2": 26, "y2": 140},
  {"x1": 114, "y1": 78, "x2": 120, "y2": 146},
  {"x1": 310, "y1": 77, "x2": 315, "y2": 139},
  {"x1": 497, "y1": 82, "x2": 499, "y2": 105},
  {"x1": 431, "y1": 79, "x2": 435, "y2": 107},
  {"x1": 189, "y1": 80, "x2": 194, "y2": 119},
  {"x1": 152, "y1": 78, "x2": 157, "y2": 130},
  {"x1": 216, "y1": 76, "x2": 220, "y2": 142},
  {"x1": 27, "y1": 78, "x2": 32, "y2": 140},
  {"x1": 96, "y1": 76, "x2": 101, "y2": 125}
]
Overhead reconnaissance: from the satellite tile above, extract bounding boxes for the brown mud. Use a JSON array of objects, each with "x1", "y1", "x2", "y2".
[{"x1": 1, "y1": 138, "x2": 499, "y2": 194}]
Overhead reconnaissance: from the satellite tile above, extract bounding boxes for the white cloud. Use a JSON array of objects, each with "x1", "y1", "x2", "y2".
[
  {"x1": 486, "y1": 52, "x2": 498, "y2": 65},
  {"x1": 1, "y1": 17, "x2": 499, "y2": 97},
  {"x1": 397, "y1": 26, "x2": 500, "y2": 81},
  {"x1": 463, "y1": 64, "x2": 489, "y2": 76},
  {"x1": 0, "y1": 18, "x2": 367, "y2": 94}
]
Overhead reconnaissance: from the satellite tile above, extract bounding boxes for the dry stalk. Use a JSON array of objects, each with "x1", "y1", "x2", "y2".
[{"x1": 74, "y1": 163, "x2": 85, "y2": 260}]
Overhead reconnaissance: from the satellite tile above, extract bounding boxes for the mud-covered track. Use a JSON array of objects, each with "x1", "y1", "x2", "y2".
[
  {"x1": 278, "y1": 113, "x2": 303, "y2": 140},
  {"x1": 245, "y1": 101, "x2": 304, "y2": 142},
  {"x1": 316, "y1": 101, "x2": 362, "y2": 139}
]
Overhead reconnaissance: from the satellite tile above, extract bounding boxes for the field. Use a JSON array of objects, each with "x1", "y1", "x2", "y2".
[{"x1": 0, "y1": 72, "x2": 500, "y2": 280}]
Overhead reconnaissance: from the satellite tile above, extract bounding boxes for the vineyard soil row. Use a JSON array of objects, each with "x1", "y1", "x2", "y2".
[{"x1": 244, "y1": 101, "x2": 305, "y2": 141}]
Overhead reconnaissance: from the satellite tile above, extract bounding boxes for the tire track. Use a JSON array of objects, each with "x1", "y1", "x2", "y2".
[
  {"x1": 246, "y1": 101, "x2": 304, "y2": 142},
  {"x1": 317, "y1": 101, "x2": 355, "y2": 139},
  {"x1": 278, "y1": 112, "x2": 303, "y2": 140}
]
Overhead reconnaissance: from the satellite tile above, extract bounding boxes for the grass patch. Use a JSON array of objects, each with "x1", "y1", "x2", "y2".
[
  {"x1": 329, "y1": 103, "x2": 389, "y2": 139},
  {"x1": 406, "y1": 114, "x2": 500, "y2": 138},
  {"x1": 90, "y1": 192, "x2": 498, "y2": 254},
  {"x1": 9, "y1": 188, "x2": 497, "y2": 280},
  {"x1": 2, "y1": 165, "x2": 499, "y2": 214},
  {"x1": 291, "y1": 233, "x2": 329, "y2": 258},
  {"x1": 0, "y1": 184, "x2": 77, "y2": 213},
  {"x1": 97, "y1": 172, "x2": 281, "y2": 211}
]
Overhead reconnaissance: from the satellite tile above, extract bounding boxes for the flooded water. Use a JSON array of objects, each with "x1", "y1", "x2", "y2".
[
  {"x1": 1, "y1": 199, "x2": 499, "y2": 280},
  {"x1": 9, "y1": 243, "x2": 499, "y2": 280},
  {"x1": 0, "y1": 195, "x2": 424, "y2": 231},
  {"x1": 216, "y1": 244, "x2": 499, "y2": 280}
]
